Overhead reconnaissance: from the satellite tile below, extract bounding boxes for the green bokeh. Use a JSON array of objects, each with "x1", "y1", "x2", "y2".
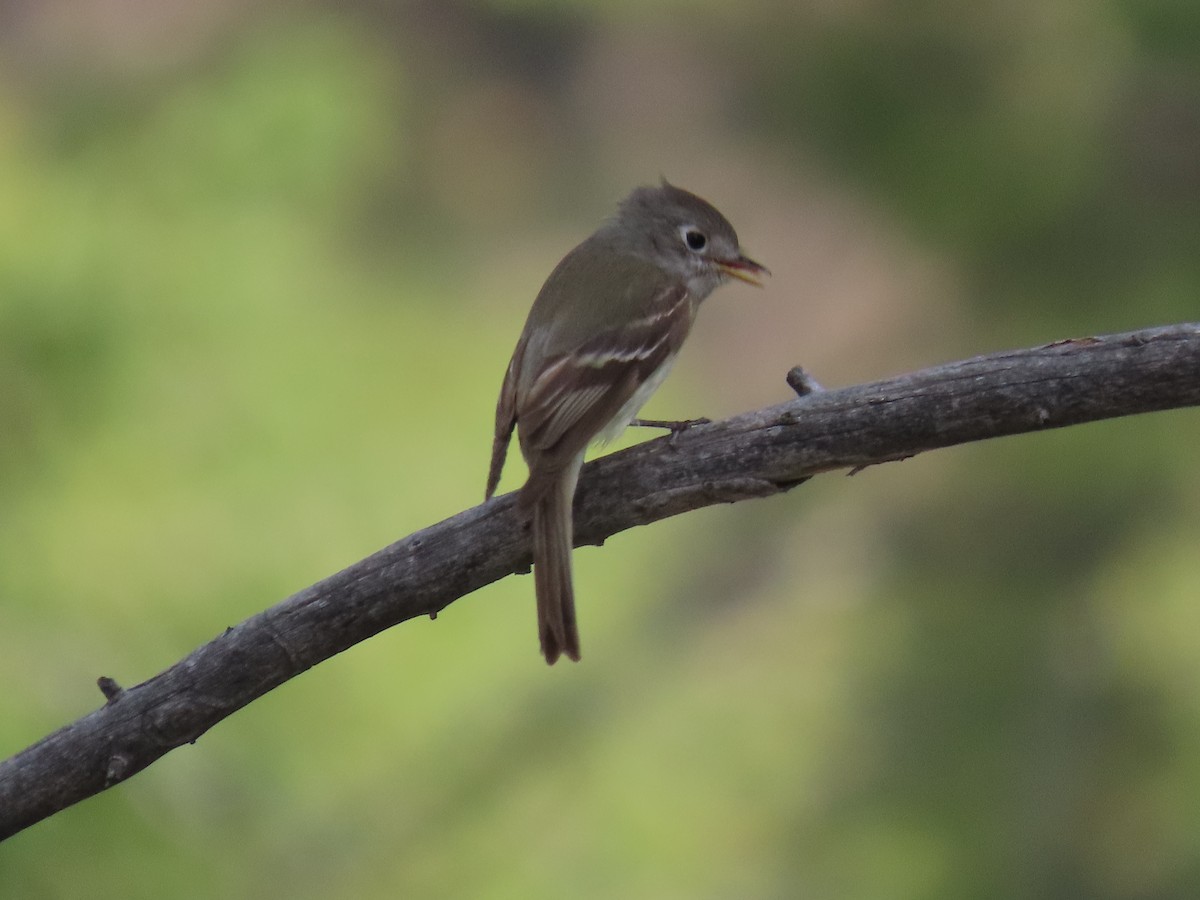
[{"x1": 2, "y1": 4, "x2": 1199, "y2": 898}]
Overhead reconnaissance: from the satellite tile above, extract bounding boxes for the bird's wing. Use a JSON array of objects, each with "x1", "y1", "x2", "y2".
[
  {"x1": 485, "y1": 338, "x2": 524, "y2": 500},
  {"x1": 517, "y1": 282, "x2": 693, "y2": 464}
]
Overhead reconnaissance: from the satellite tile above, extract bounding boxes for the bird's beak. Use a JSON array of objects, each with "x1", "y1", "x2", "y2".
[{"x1": 717, "y1": 254, "x2": 770, "y2": 287}]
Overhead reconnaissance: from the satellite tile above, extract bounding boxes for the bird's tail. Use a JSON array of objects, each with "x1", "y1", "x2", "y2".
[{"x1": 528, "y1": 465, "x2": 582, "y2": 664}]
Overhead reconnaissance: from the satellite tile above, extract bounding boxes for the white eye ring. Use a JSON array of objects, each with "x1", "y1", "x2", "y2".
[{"x1": 680, "y1": 225, "x2": 708, "y2": 252}]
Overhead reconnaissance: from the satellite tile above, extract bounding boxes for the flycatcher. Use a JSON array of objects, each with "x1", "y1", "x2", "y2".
[{"x1": 485, "y1": 182, "x2": 767, "y2": 664}]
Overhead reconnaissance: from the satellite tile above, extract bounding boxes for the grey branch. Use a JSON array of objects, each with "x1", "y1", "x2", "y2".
[{"x1": 3, "y1": 323, "x2": 1199, "y2": 841}]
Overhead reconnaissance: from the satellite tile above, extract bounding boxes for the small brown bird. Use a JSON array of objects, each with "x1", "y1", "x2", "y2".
[{"x1": 485, "y1": 182, "x2": 767, "y2": 663}]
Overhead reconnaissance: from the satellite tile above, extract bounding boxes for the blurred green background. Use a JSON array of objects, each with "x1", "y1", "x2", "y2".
[{"x1": 2, "y1": 1, "x2": 1199, "y2": 897}]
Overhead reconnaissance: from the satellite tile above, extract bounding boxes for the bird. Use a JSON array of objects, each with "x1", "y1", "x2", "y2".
[{"x1": 485, "y1": 181, "x2": 767, "y2": 663}]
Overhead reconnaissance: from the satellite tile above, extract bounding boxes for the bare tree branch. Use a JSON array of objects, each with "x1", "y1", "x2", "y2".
[{"x1": 2, "y1": 323, "x2": 1199, "y2": 841}]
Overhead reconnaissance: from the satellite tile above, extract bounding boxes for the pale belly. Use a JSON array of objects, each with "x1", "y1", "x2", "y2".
[{"x1": 595, "y1": 354, "x2": 678, "y2": 445}]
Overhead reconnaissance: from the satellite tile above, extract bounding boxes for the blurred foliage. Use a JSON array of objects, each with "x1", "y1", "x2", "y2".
[{"x1": 1, "y1": 2, "x2": 1199, "y2": 898}]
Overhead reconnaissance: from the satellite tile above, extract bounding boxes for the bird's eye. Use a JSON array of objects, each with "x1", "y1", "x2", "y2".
[{"x1": 681, "y1": 227, "x2": 707, "y2": 252}]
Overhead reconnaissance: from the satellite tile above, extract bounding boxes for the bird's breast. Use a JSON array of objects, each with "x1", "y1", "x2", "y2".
[{"x1": 596, "y1": 353, "x2": 679, "y2": 445}]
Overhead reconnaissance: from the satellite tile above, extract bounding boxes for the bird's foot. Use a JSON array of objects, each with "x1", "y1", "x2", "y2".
[
  {"x1": 631, "y1": 416, "x2": 711, "y2": 434},
  {"x1": 631, "y1": 417, "x2": 711, "y2": 446}
]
